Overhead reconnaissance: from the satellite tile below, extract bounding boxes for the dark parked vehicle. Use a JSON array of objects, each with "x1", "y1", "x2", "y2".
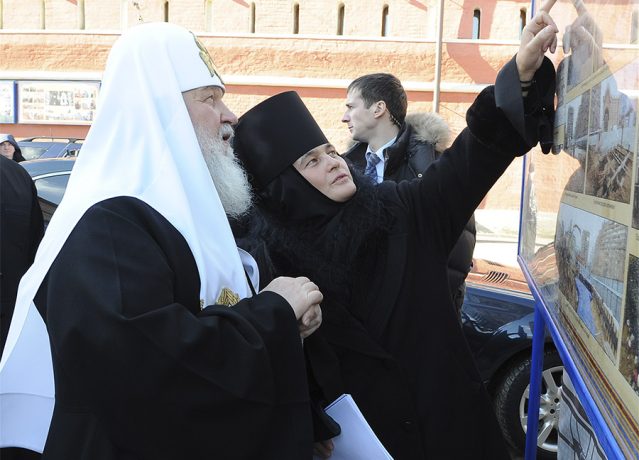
[
  {"x1": 463, "y1": 259, "x2": 563, "y2": 459},
  {"x1": 17, "y1": 137, "x2": 83, "y2": 160},
  {"x1": 20, "y1": 157, "x2": 75, "y2": 225},
  {"x1": 20, "y1": 157, "x2": 563, "y2": 459}
]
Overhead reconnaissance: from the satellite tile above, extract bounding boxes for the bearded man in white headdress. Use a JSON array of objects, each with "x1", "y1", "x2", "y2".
[{"x1": 0, "y1": 22, "x2": 323, "y2": 460}]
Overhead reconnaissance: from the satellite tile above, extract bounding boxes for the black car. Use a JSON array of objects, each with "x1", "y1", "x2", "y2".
[
  {"x1": 20, "y1": 157, "x2": 75, "y2": 225},
  {"x1": 21, "y1": 157, "x2": 563, "y2": 459},
  {"x1": 18, "y1": 137, "x2": 83, "y2": 161},
  {"x1": 462, "y1": 259, "x2": 563, "y2": 459}
]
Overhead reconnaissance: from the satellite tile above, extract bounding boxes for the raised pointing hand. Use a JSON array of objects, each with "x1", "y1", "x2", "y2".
[{"x1": 516, "y1": 0, "x2": 559, "y2": 81}]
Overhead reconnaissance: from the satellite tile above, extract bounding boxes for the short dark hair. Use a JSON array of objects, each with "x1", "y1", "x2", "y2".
[{"x1": 347, "y1": 73, "x2": 407, "y2": 126}]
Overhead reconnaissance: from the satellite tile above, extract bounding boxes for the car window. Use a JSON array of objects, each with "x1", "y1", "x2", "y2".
[
  {"x1": 34, "y1": 174, "x2": 70, "y2": 206},
  {"x1": 65, "y1": 144, "x2": 82, "y2": 157},
  {"x1": 20, "y1": 146, "x2": 48, "y2": 160}
]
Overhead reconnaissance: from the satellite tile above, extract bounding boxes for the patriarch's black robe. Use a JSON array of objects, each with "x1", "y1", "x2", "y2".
[{"x1": 36, "y1": 196, "x2": 313, "y2": 460}]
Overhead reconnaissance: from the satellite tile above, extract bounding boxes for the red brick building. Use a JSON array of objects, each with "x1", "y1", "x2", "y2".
[{"x1": 0, "y1": 0, "x2": 633, "y2": 230}]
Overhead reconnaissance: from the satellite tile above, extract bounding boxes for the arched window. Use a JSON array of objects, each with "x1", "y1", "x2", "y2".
[
  {"x1": 472, "y1": 9, "x2": 480, "y2": 39},
  {"x1": 337, "y1": 3, "x2": 344, "y2": 35},
  {"x1": 205, "y1": 0, "x2": 213, "y2": 32},
  {"x1": 381, "y1": 5, "x2": 389, "y2": 37},
  {"x1": 250, "y1": 2, "x2": 256, "y2": 33},
  {"x1": 632, "y1": 10, "x2": 639, "y2": 43},
  {"x1": 163, "y1": 1, "x2": 169, "y2": 22},
  {"x1": 41, "y1": 0, "x2": 46, "y2": 29},
  {"x1": 78, "y1": 0, "x2": 86, "y2": 29},
  {"x1": 293, "y1": 3, "x2": 299, "y2": 34},
  {"x1": 519, "y1": 8, "x2": 526, "y2": 38}
]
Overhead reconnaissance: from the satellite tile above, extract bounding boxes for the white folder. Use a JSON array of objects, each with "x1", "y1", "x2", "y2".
[{"x1": 314, "y1": 394, "x2": 393, "y2": 460}]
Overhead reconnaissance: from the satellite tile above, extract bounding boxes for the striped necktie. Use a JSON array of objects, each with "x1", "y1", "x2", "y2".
[{"x1": 365, "y1": 152, "x2": 381, "y2": 183}]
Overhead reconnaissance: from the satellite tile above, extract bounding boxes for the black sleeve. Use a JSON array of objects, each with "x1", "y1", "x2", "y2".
[
  {"x1": 44, "y1": 199, "x2": 311, "y2": 458},
  {"x1": 494, "y1": 55, "x2": 556, "y2": 154}
]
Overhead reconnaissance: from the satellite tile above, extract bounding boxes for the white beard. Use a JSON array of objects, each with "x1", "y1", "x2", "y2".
[{"x1": 195, "y1": 124, "x2": 253, "y2": 219}]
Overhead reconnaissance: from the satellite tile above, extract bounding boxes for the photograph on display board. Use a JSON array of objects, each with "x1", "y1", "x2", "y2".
[
  {"x1": 558, "y1": 92, "x2": 588, "y2": 193},
  {"x1": 557, "y1": 374, "x2": 608, "y2": 460},
  {"x1": 560, "y1": 15, "x2": 602, "y2": 95},
  {"x1": 520, "y1": 0, "x2": 639, "y2": 456},
  {"x1": 585, "y1": 75, "x2": 636, "y2": 204},
  {"x1": 555, "y1": 203, "x2": 624, "y2": 362},
  {"x1": 0, "y1": 81, "x2": 15, "y2": 124},
  {"x1": 619, "y1": 255, "x2": 639, "y2": 396},
  {"x1": 17, "y1": 81, "x2": 99, "y2": 125},
  {"x1": 634, "y1": 158, "x2": 639, "y2": 229}
]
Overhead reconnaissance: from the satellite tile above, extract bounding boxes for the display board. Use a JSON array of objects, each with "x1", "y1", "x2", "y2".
[
  {"x1": 0, "y1": 81, "x2": 16, "y2": 123},
  {"x1": 16, "y1": 80, "x2": 99, "y2": 125},
  {"x1": 520, "y1": 0, "x2": 639, "y2": 458}
]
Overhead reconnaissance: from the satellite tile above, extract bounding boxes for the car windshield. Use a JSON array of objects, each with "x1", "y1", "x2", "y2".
[
  {"x1": 20, "y1": 146, "x2": 48, "y2": 160},
  {"x1": 18, "y1": 138, "x2": 84, "y2": 160}
]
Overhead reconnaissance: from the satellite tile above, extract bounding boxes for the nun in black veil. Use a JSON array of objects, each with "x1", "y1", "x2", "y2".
[{"x1": 232, "y1": 8, "x2": 557, "y2": 456}]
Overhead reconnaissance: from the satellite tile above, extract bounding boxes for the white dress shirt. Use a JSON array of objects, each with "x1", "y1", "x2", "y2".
[{"x1": 365, "y1": 136, "x2": 397, "y2": 184}]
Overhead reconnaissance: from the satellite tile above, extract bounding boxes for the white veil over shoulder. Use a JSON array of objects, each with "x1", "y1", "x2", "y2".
[{"x1": 0, "y1": 22, "x2": 253, "y2": 452}]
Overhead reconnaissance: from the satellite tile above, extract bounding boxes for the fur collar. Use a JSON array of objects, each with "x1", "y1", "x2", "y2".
[{"x1": 404, "y1": 112, "x2": 451, "y2": 153}]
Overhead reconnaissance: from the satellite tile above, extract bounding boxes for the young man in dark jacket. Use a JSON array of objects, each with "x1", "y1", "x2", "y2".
[{"x1": 342, "y1": 75, "x2": 476, "y2": 314}]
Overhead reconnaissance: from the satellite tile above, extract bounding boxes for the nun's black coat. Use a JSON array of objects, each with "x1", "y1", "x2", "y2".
[
  {"x1": 239, "y1": 56, "x2": 555, "y2": 460},
  {"x1": 35, "y1": 197, "x2": 313, "y2": 460}
]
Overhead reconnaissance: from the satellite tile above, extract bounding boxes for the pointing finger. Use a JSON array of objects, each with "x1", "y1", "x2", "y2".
[
  {"x1": 527, "y1": 21, "x2": 559, "y2": 52},
  {"x1": 538, "y1": 0, "x2": 557, "y2": 15}
]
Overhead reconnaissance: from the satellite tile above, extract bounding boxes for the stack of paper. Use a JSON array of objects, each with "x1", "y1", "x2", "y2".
[{"x1": 313, "y1": 394, "x2": 393, "y2": 460}]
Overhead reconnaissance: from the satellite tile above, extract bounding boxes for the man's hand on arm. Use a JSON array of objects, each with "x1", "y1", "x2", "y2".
[
  {"x1": 299, "y1": 304, "x2": 322, "y2": 339},
  {"x1": 262, "y1": 276, "x2": 324, "y2": 337}
]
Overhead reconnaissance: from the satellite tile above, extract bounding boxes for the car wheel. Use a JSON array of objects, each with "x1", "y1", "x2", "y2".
[{"x1": 493, "y1": 349, "x2": 564, "y2": 459}]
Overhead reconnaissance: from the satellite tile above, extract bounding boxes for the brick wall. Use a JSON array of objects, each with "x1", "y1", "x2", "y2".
[
  {"x1": 1, "y1": 0, "x2": 635, "y2": 215},
  {"x1": 85, "y1": 0, "x2": 124, "y2": 29}
]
